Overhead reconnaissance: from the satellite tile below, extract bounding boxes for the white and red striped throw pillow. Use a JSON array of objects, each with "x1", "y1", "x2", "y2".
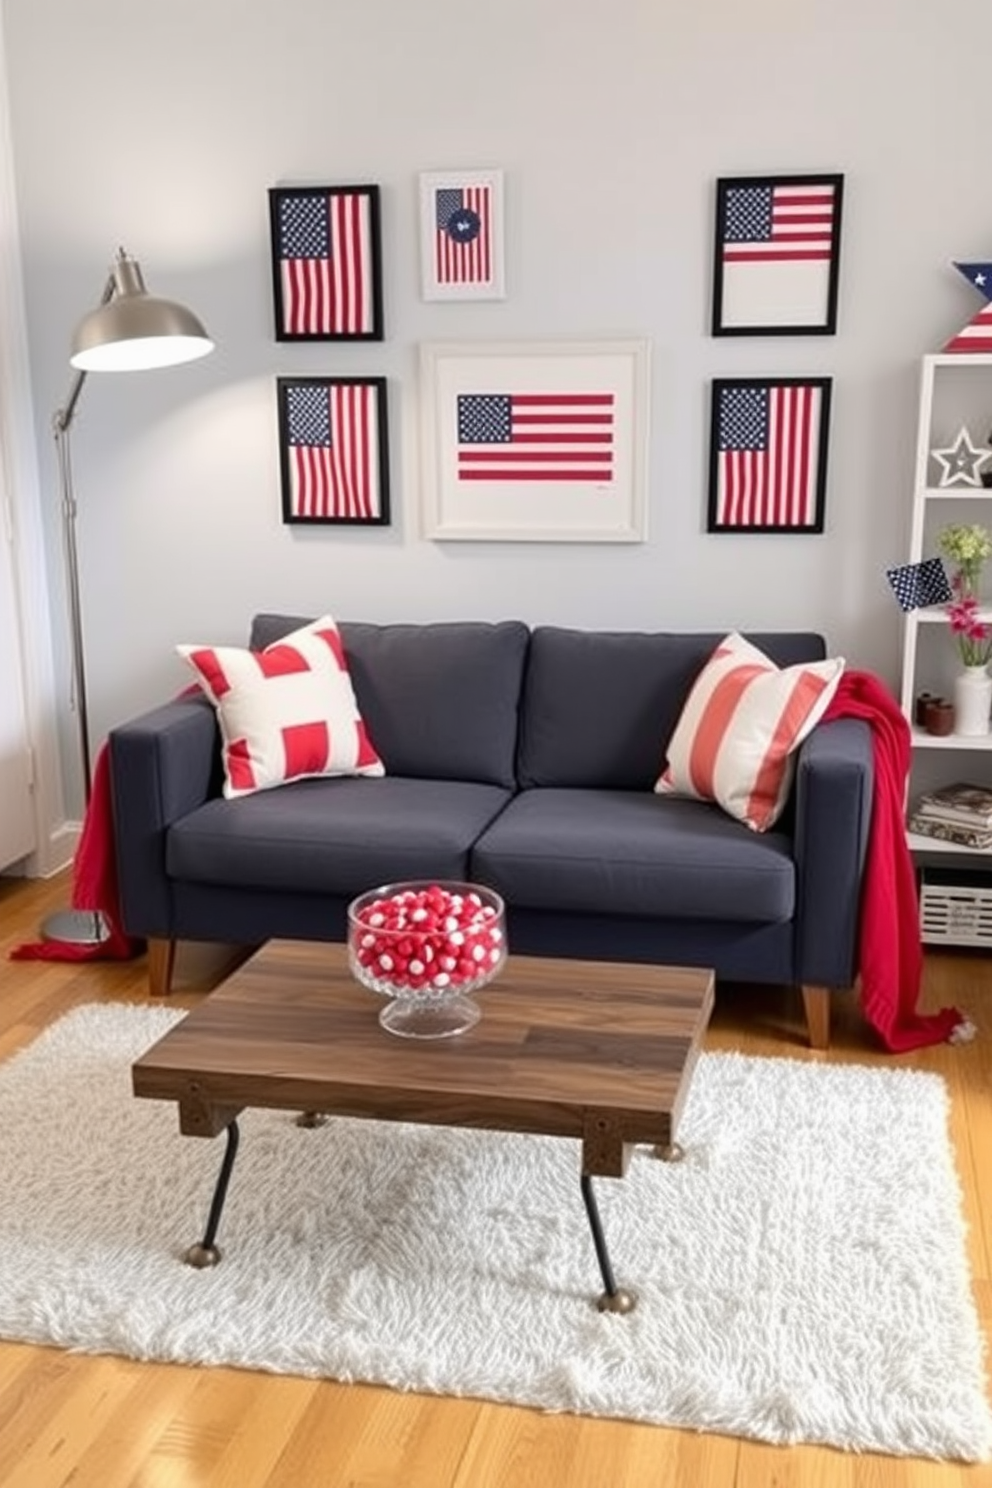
[
  {"x1": 178, "y1": 616, "x2": 384, "y2": 799},
  {"x1": 655, "y1": 632, "x2": 845, "y2": 832}
]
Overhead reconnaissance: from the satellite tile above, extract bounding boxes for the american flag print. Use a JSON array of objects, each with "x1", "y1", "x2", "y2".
[
  {"x1": 722, "y1": 182, "x2": 836, "y2": 264},
  {"x1": 270, "y1": 186, "x2": 382, "y2": 339},
  {"x1": 278, "y1": 378, "x2": 389, "y2": 525},
  {"x1": 456, "y1": 392, "x2": 615, "y2": 482},
  {"x1": 709, "y1": 379, "x2": 830, "y2": 532},
  {"x1": 713, "y1": 174, "x2": 843, "y2": 333},
  {"x1": 434, "y1": 185, "x2": 492, "y2": 286}
]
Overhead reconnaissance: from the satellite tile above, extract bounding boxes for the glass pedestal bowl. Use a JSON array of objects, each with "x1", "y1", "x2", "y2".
[{"x1": 347, "y1": 880, "x2": 506, "y2": 1038}]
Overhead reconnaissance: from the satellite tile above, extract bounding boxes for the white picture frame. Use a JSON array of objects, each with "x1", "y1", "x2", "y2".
[
  {"x1": 418, "y1": 169, "x2": 506, "y2": 302},
  {"x1": 420, "y1": 339, "x2": 650, "y2": 542}
]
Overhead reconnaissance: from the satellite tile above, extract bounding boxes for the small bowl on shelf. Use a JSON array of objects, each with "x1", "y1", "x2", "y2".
[{"x1": 347, "y1": 880, "x2": 506, "y2": 1039}]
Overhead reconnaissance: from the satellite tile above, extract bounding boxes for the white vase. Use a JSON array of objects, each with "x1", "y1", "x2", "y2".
[{"x1": 953, "y1": 666, "x2": 992, "y2": 736}]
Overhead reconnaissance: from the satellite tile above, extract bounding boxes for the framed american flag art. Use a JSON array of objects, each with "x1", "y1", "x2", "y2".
[
  {"x1": 268, "y1": 185, "x2": 384, "y2": 341},
  {"x1": 276, "y1": 377, "x2": 390, "y2": 526},
  {"x1": 707, "y1": 377, "x2": 832, "y2": 534},
  {"x1": 420, "y1": 339, "x2": 650, "y2": 542},
  {"x1": 418, "y1": 170, "x2": 505, "y2": 301},
  {"x1": 710, "y1": 173, "x2": 844, "y2": 336}
]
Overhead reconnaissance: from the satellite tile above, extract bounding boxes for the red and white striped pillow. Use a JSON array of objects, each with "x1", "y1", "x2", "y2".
[
  {"x1": 178, "y1": 615, "x2": 384, "y2": 799},
  {"x1": 655, "y1": 632, "x2": 845, "y2": 832}
]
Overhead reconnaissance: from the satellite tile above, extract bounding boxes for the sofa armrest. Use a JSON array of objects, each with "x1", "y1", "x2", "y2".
[
  {"x1": 792, "y1": 717, "x2": 874, "y2": 988},
  {"x1": 108, "y1": 693, "x2": 220, "y2": 937}
]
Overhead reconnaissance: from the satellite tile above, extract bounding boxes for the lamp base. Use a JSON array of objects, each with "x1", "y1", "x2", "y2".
[{"x1": 41, "y1": 908, "x2": 110, "y2": 947}]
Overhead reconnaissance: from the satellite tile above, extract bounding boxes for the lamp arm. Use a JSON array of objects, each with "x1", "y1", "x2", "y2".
[
  {"x1": 55, "y1": 366, "x2": 87, "y2": 436},
  {"x1": 50, "y1": 265, "x2": 117, "y2": 808},
  {"x1": 53, "y1": 264, "x2": 116, "y2": 435}
]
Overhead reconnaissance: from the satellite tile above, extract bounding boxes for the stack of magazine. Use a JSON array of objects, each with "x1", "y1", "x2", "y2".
[{"x1": 909, "y1": 781, "x2": 992, "y2": 850}]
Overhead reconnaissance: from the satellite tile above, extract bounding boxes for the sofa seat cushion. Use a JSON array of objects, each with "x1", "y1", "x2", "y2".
[
  {"x1": 470, "y1": 788, "x2": 795, "y2": 923},
  {"x1": 166, "y1": 777, "x2": 513, "y2": 897}
]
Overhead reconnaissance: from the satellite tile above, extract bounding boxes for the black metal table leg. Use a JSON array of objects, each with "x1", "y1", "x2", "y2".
[
  {"x1": 184, "y1": 1119, "x2": 241, "y2": 1268},
  {"x1": 580, "y1": 1174, "x2": 637, "y2": 1313}
]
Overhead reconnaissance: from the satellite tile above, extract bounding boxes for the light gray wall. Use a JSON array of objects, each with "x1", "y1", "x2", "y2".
[{"x1": 3, "y1": 0, "x2": 987, "y2": 817}]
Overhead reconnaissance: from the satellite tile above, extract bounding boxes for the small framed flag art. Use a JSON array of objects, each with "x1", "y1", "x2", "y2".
[
  {"x1": 711, "y1": 173, "x2": 844, "y2": 336},
  {"x1": 707, "y1": 377, "x2": 832, "y2": 534},
  {"x1": 276, "y1": 377, "x2": 390, "y2": 526},
  {"x1": 419, "y1": 169, "x2": 505, "y2": 301},
  {"x1": 268, "y1": 185, "x2": 384, "y2": 341}
]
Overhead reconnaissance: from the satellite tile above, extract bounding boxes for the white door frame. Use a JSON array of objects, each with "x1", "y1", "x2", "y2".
[{"x1": 0, "y1": 12, "x2": 71, "y2": 879}]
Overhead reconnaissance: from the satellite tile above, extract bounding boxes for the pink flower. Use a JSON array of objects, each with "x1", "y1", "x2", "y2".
[
  {"x1": 947, "y1": 598, "x2": 992, "y2": 666},
  {"x1": 949, "y1": 597, "x2": 979, "y2": 633}
]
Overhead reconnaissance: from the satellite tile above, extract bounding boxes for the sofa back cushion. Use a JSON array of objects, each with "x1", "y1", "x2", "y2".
[
  {"x1": 250, "y1": 615, "x2": 530, "y2": 787},
  {"x1": 516, "y1": 626, "x2": 828, "y2": 790}
]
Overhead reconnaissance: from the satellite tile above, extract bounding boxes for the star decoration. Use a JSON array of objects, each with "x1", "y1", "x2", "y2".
[
  {"x1": 954, "y1": 262, "x2": 992, "y2": 303},
  {"x1": 945, "y1": 262, "x2": 992, "y2": 350},
  {"x1": 931, "y1": 425, "x2": 992, "y2": 487}
]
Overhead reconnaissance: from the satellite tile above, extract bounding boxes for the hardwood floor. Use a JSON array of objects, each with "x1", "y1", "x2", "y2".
[{"x1": 1, "y1": 870, "x2": 991, "y2": 1487}]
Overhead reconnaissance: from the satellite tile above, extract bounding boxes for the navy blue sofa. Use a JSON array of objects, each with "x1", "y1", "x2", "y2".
[{"x1": 107, "y1": 616, "x2": 873, "y2": 1048}]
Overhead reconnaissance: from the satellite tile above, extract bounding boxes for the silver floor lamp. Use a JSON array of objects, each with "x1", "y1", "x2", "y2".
[{"x1": 42, "y1": 248, "x2": 214, "y2": 944}]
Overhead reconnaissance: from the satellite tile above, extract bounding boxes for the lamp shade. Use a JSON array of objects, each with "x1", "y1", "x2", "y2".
[{"x1": 69, "y1": 250, "x2": 214, "y2": 372}]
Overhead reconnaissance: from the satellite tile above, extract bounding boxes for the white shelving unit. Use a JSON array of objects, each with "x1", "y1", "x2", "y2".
[{"x1": 899, "y1": 353, "x2": 992, "y2": 940}]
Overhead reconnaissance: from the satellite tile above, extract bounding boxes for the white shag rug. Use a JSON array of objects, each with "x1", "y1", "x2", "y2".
[{"x1": 0, "y1": 1004, "x2": 989, "y2": 1462}]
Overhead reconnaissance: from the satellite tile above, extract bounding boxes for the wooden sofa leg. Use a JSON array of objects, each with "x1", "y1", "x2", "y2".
[
  {"x1": 148, "y1": 938, "x2": 177, "y2": 997},
  {"x1": 801, "y1": 985, "x2": 831, "y2": 1051}
]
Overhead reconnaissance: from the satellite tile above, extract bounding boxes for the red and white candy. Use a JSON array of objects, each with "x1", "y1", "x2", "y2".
[{"x1": 352, "y1": 884, "x2": 504, "y2": 992}]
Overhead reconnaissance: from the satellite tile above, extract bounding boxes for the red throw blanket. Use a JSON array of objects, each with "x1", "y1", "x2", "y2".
[
  {"x1": 822, "y1": 669, "x2": 967, "y2": 1052},
  {"x1": 10, "y1": 741, "x2": 142, "y2": 962}
]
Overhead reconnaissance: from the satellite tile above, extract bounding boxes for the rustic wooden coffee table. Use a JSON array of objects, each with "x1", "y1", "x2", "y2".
[{"x1": 132, "y1": 941, "x2": 714, "y2": 1313}]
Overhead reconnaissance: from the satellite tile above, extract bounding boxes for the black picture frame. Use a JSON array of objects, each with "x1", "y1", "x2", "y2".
[
  {"x1": 276, "y1": 376, "x2": 390, "y2": 526},
  {"x1": 269, "y1": 184, "x2": 384, "y2": 342},
  {"x1": 711, "y1": 173, "x2": 844, "y2": 337},
  {"x1": 707, "y1": 377, "x2": 832, "y2": 534}
]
